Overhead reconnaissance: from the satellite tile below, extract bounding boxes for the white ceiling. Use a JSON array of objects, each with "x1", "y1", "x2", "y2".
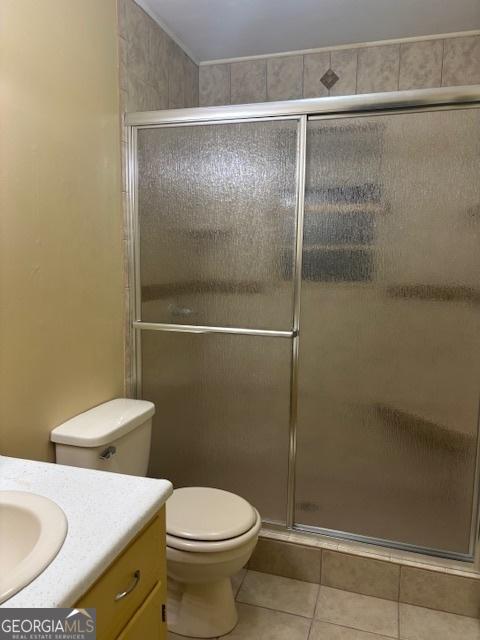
[{"x1": 137, "y1": 0, "x2": 480, "y2": 63}]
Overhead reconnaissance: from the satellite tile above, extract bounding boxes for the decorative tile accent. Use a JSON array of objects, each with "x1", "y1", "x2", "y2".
[
  {"x1": 225, "y1": 603, "x2": 311, "y2": 640},
  {"x1": 400, "y1": 566, "x2": 480, "y2": 618},
  {"x1": 303, "y1": 52, "x2": 330, "y2": 98},
  {"x1": 230, "y1": 60, "x2": 267, "y2": 104},
  {"x1": 399, "y1": 603, "x2": 480, "y2": 640},
  {"x1": 322, "y1": 551, "x2": 400, "y2": 601},
  {"x1": 248, "y1": 537, "x2": 321, "y2": 583},
  {"x1": 321, "y1": 68, "x2": 339, "y2": 90},
  {"x1": 357, "y1": 45, "x2": 400, "y2": 94},
  {"x1": 442, "y1": 35, "x2": 480, "y2": 87},
  {"x1": 237, "y1": 570, "x2": 319, "y2": 617},
  {"x1": 330, "y1": 49, "x2": 358, "y2": 96},
  {"x1": 315, "y1": 587, "x2": 398, "y2": 638},
  {"x1": 399, "y1": 40, "x2": 443, "y2": 90},
  {"x1": 267, "y1": 56, "x2": 303, "y2": 101},
  {"x1": 309, "y1": 620, "x2": 393, "y2": 640},
  {"x1": 199, "y1": 64, "x2": 230, "y2": 106}
]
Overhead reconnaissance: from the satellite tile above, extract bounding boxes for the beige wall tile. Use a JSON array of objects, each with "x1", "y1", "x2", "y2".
[
  {"x1": 231, "y1": 59, "x2": 267, "y2": 104},
  {"x1": 315, "y1": 587, "x2": 398, "y2": 638},
  {"x1": 322, "y1": 551, "x2": 400, "y2": 601},
  {"x1": 168, "y1": 39, "x2": 186, "y2": 108},
  {"x1": 147, "y1": 19, "x2": 168, "y2": 106},
  {"x1": 399, "y1": 40, "x2": 443, "y2": 90},
  {"x1": 125, "y1": 0, "x2": 148, "y2": 82},
  {"x1": 330, "y1": 49, "x2": 357, "y2": 96},
  {"x1": 267, "y1": 56, "x2": 303, "y2": 101},
  {"x1": 227, "y1": 603, "x2": 311, "y2": 640},
  {"x1": 117, "y1": 0, "x2": 127, "y2": 39},
  {"x1": 199, "y1": 64, "x2": 230, "y2": 106},
  {"x1": 310, "y1": 620, "x2": 393, "y2": 639},
  {"x1": 357, "y1": 44, "x2": 400, "y2": 94},
  {"x1": 399, "y1": 604, "x2": 480, "y2": 640},
  {"x1": 238, "y1": 570, "x2": 319, "y2": 618},
  {"x1": 303, "y1": 52, "x2": 330, "y2": 98},
  {"x1": 248, "y1": 538, "x2": 321, "y2": 583},
  {"x1": 183, "y1": 56, "x2": 198, "y2": 107},
  {"x1": 118, "y1": 36, "x2": 128, "y2": 90},
  {"x1": 442, "y1": 35, "x2": 480, "y2": 86},
  {"x1": 400, "y1": 566, "x2": 480, "y2": 618}
]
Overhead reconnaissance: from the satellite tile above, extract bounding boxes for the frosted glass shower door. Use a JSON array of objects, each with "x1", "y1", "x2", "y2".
[
  {"x1": 137, "y1": 120, "x2": 299, "y2": 330},
  {"x1": 136, "y1": 118, "x2": 302, "y2": 524},
  {"x1": 295, "y1": 108, "x2": 480, "y2": 555}
]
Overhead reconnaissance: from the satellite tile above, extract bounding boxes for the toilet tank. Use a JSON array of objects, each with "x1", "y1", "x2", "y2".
[{"x1": 50, "y1": 399, "x2": 155, "y2": 476}]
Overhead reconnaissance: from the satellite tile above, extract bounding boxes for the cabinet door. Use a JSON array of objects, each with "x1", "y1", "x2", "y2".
[
  {"x1": 76, "y1": 516, "x2": 162, "y2": 640},
  {"x1": 116, "y1": 582, "x2": 164, "y2": 640},
  {"x1": 137, "y1": 119, "x2": 299, "y2": 331}
]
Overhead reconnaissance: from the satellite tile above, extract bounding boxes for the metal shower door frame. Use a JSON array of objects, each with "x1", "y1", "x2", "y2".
[
  {"x1": 126, "y1": 85, "x2": 480, "y2": 558},
  {"x1": 127, "y1": 114, "x2": 307, "y2": 528}
]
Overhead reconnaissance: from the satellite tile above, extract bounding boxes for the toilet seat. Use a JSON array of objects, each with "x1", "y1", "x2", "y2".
[{"x1": 166, "y1": 487, "x2": 260, "y2": 553}]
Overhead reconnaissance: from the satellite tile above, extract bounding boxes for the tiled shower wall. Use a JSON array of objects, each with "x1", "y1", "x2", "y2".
[
  {"x1": 199, "y1": 34, "x2": 480, "y2": 106},
  {"x1": 117, "y1": 0, "x2": 199, "y2": 395},
  {"x1": 117, "y1": 0, "x2": 198, "y2": 113}
]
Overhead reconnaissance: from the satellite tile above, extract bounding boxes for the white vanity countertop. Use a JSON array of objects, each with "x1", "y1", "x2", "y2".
[{"x1": 0, "y1": 455, "x2": 172, "y2": 608}]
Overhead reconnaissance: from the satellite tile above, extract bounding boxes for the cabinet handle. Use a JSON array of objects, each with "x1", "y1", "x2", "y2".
[{"x1": 114, "y1": 570, "x2": 141, "y2": 601}]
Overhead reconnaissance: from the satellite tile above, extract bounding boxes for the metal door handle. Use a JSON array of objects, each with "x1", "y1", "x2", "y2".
[{"x1": 114, "y1": 570, "x2": 141, "y2": 601}]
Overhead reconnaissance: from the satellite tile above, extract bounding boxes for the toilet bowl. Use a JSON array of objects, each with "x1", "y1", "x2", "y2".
[
  {"x1": 50, "y1": 399, "x2": 260, "y2": 638},
  {"x1": 166, "y1": 487, "x2": 261, "y2": 638}
]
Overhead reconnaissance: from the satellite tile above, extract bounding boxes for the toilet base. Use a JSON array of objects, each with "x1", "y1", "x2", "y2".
[{"x1": 167, "y1": 576, "x2": 238, "y2": 638}]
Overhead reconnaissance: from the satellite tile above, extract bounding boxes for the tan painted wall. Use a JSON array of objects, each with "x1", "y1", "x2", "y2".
[{"x1": 0, "y1": 0, "x2": 125, "y2": 461}]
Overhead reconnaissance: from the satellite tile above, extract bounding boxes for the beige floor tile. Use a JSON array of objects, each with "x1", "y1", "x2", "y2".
[
  {"x1": 399, "y1": 603, "x2": 480, "y2": 640},
  {"x1": 310, "y1": 620, "x2": 395, "y2": 639},
  {"x1": 232, "y1": 568, "x2": 247, "y2": 597},
  {"x1": 223, "y1": 603, "x2": 310, "y2": 640},
  {"x1": 315, "y1": 587, "x2": 398, "y2": 638},
  {"x1": 237, "y1": 570, "x2": 319, "y2": 617}
]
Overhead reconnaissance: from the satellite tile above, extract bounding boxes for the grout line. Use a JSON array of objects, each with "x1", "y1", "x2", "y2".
[
  {"x1": 237, "y1": 600, "x2": 315, "y2": 621},
  {"x1": 398, "y1": 605, "x2": 401, "y2": 639},
  {"x1": 327, "y1": 51, "x2": 332, "y2": 97},
  {"x1": 440, "y1": 39, "x2": 446, "y2": 87},
  {"x1": 301, "y1": 54, "x2": 305, "y2": 99},
  {"x1": 265, "y1": 57, "x2": 268, "y2": 101},
  {"x1": 315, "y1": 620, "x2": 400, "y2": 639},
  {"x1": 398, "y1": 43, "x2": 403, "y2": 90},
  {"x1": 319, "y1": 547, "x2": 323, "y2": 585}
]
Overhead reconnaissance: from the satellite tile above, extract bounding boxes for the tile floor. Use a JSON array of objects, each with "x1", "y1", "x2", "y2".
[{"x1": 168, "y1": 569, "x2": 480, "y2": 640}]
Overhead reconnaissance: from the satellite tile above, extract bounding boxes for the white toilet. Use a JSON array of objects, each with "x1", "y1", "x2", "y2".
[{"x1": 50, "y1": 398, "x2": 260, "y2": 639}]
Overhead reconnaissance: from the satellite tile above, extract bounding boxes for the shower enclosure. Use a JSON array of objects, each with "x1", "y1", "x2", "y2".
[{"x1": 126, "y1": 86, "x2": 480, "y2": 560}]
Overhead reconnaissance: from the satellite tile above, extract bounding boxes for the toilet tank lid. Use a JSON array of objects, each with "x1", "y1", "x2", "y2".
[{"x1": 50, "y1": 399, "x2": 155, "y2": 448}]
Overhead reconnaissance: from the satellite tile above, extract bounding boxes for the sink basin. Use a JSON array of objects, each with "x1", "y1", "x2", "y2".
[{"x1": 0, "y1": 490, "x2": 68, "y2": 603}]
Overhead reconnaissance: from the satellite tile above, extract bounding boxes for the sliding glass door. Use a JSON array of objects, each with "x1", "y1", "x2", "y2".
[
  {"x1": 295, "y1": 108, "x2": 480, "y2": 555},
  {"x1": 135, "y1": 118, "x2": 304, "y2": 523},
  {"x1": 130, "y1": 98, "x2": 480, "y2": 557}
]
